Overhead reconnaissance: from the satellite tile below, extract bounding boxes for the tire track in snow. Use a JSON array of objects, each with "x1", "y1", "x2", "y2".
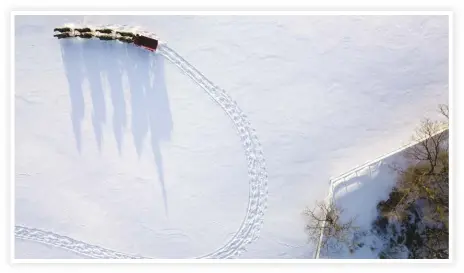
[{"x1": 15, "y1": 26, "x2": 268, "y2": 259}]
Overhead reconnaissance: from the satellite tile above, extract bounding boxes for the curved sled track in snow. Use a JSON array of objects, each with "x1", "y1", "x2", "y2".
[
  {"x1": 15, "y1": 226, "x2": 144, "y2": 259},
  {"x1": 15, "y1": 27, "x2": 268, "y2": 259}
]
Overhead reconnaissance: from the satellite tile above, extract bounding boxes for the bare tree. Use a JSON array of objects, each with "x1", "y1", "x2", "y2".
[
  {"x1": 438, "y1": 104, "x2": 449, "y2": 120},
  {"x1": 405, "y1": 118, "x2": 448, "y2": 175},
  {"x1": 303, "y1": 200, "x2": 361, "y2": 256}
]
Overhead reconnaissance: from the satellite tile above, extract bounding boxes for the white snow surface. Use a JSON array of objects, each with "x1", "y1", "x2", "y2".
[
  {"x1": 327, "y1": 156, "x2": 404, "y2": 259},
  {"x1": 15, "y1": 15, "x2": 448, "y2": 259}
]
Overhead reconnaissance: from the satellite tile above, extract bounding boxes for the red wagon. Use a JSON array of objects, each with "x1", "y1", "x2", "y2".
[{"x1": 133, "y1": 34, "x2": 159, "y2": 52}]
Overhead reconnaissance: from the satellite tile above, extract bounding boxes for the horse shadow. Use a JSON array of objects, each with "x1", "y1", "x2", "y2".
[{"x1": 60, "y1": 39, "x2": 173, "y2": 216}]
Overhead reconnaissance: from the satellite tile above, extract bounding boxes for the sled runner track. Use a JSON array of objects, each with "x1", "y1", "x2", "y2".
[
  {"x1": 15, "y1": 226, "x2": 143, "y2": 259},
  {"x1": 159, "y1": 45, "x2": 268, "y2": 258},
  {"x1": 15, "y1": 26, "x2": 268, "y2": 259}
]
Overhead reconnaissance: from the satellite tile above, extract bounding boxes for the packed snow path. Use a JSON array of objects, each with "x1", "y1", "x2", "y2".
[{"x1": 15, "y1": 27, "x2": 269, "y2": 259}]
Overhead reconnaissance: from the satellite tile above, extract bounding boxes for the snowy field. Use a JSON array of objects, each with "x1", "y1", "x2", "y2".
[{"x1": 14, "y1": 15, "x2": 448, "y2": 259}]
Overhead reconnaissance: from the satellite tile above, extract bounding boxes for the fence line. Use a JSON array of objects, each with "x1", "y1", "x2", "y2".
[
  {"x1": 313, "y1": 127, "x2": 448, "y2": 259},
  {"x1": 329, "y1": 127, "x2": 449, "y2": 183}
]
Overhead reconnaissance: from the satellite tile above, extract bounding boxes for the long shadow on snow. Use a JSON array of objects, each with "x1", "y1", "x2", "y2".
[
  {"x1": 81, "y1": 39, "x2": 107, "y2": 151},
  {"x1": 61, "y1": 39, "x2": 108, "y2": 152},
  {"x1": 60, "y1": 39, "x2": 85, "y2": 153},
  {"x1": 60, "y1": 39, "x2": 173, "y2": 216},
  {"x1": 124, "y1": 45, "x2": 173, "y2": 217},
  {"x1": 102, "y1": 41, "x2": 127, "y2": 154},
  {"x1": 147, "y1": 52, "x2": 173, "y2": 217}
]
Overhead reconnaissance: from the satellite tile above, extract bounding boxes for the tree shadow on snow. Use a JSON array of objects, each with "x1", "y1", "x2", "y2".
[
  {"x1": 333, "y1": 162, "x2": 397, "y2": 228},
  {"x1": 60, "y1": 39, "x2": 173, "y2": 216},
  {"x1": 330, "y1": 160, "x2": 398, "y2": 258}
]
